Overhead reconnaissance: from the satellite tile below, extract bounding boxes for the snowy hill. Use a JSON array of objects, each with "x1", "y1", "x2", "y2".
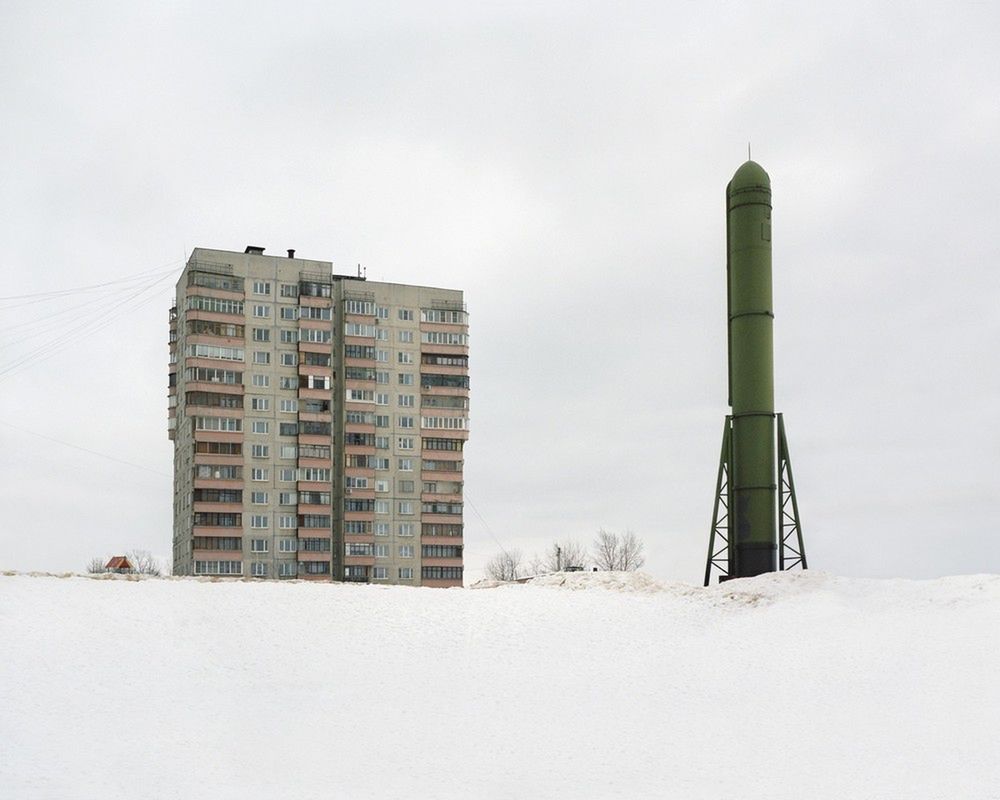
[{"x1": 2, "y1": 571, "x2": 998, "y2": 799}]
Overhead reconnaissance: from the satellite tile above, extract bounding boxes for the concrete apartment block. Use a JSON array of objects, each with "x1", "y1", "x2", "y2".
[{"x1": 168, "y1": 247, "x2": 468, "y2": 586}]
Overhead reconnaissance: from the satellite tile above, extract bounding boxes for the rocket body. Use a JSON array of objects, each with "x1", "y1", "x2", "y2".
[{"x1": 726, "y1": 161, "x2": 777, "y2": 577}]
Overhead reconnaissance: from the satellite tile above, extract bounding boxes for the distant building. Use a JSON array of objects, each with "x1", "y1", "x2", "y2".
[
  {"x1": 168, "y1": 247, "x2": 469, "y2": 586},
  {"x1": 105, "y1": 556, "x2": 133, "y2": 574}
]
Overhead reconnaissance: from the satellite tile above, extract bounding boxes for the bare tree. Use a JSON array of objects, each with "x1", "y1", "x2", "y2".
[
  {"x1": 592, "y1": 529, "x2": 645, "y2": 571},
  {"x1": 540, "y1": 540, "x2": 589, "y2": 572},
  {"x1": 484, "y1": 549, "x2": 524, "y2": 582},
  {"x1": 86, "y1": 557, "x2": 107, "y2": 574},
  {"x1": 126, "y1": 550, "x2": 162, "y2": 576}
]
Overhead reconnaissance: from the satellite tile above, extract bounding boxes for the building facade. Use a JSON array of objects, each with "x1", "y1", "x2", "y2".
[{"x1": 168, "y1": 247, "x2": 468, "y2": 586}]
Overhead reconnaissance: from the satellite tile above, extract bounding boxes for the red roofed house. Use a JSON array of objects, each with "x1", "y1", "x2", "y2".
[{"x1": 105, "y1": 556, "x2": 133, "y2": 574}]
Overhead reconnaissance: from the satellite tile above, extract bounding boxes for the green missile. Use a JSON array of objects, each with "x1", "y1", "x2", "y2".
[{"x1": 726, "y1": 160, "x2": 777, "y2": 577}]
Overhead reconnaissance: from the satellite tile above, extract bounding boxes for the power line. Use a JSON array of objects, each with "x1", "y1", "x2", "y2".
[
  {"x1": 0, "y1": 420, "x2": 170, "y2": 478},
  {"x1": 0, "y1": 262, "x2": 183, "y2": 303}
]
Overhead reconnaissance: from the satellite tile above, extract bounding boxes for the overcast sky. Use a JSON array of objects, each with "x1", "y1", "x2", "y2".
[{"x1": 1, "y1": 1, "x2": 998, "y2": 582}]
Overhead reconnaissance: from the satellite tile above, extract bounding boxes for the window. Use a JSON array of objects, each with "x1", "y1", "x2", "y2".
[
  {"x1": 375, "y1": 438, "x2": 389, "y2": 452},
  {"x1": 279, "y1": 492, "x2": 297, "y2": 506},
  {"x1": 375, "y1": 480, "x2": 389, "y2": 493},
  {"x1": 398, "y1": 501, "x2": 414, "y2": 515},
  {"x1": 195, "y1": 464, "x2": 242, "y2": 480},
  {"x1": 397, "y1": 330, "x2": 414, "y2": 343},
  {"x1": 376, "y1": 393, "x2": 389, "y2": 406},
  {"x1": 278, "y1": 538, "x2": 298, "y2": 552},
  {"x1": 252, "y1": 351, "x2": 271, "y2": 365},
  {"x1": 252, "y1": 304, "x2": 271, "y2": 318},
  {"x1": 300, "y1": 281, "x2": 332, "y2": 298},
  {"x1": 376, "y1": 371, "x2": 389, "y2": 384},
  {"x1": 398, "y1": 395, "x2": 414, "y2": 408},
  {"x1": 278, "y1": 468, "x2": 295, "y2": 482},
  {"x1": 185, "y1": 367, "x2": 242, "y2": 385},
  {"x1": 345, "y1": 476, "x2": 369, "y2": 489},
  {"x1": 375, "y1": 328, "x2": 387, "y2": 341},
  {"x1": 250, "y1": 539, "x2": 268, "y2": 552},
  {"x1": 279, "y1": 514, "x2": 296, "y2": 529},
  {"x1": 250, "y1": 515, "x2": 269, "y2": 529},
  {"x1": 420, "y1": 373, "x2": 470, "y2": 389},
  {"x1": 397, "y1": 436, "x2": 414, "y2": 450},
  {"x1": 374, "y1": 522, "x2": 389, "y2": 536},
  {"x1": 372, "y1": 567, "x2": 388, "y2": 580},
  {"x1": 252, "y1": 328, "x2": 270, "y2": 342},
  {"x1": 187, "y1": 296, "x2": 243, "y2": 315},
  {"x1": 279, "y1": 444, "x2": 297, "y2": 458},
  {"x1": 398, "y1": 480, "x2": 414, "y2": 493},
  {"x1": 279, "y1": 424, "x2": 298, "y2": 437},
  {"x1": 398, "y1": 522, "x2": 414, "y2": 537},
  {"x1": 298, "y1": 468, "x2": 331, "y2": 482},
  {"x1": 398, "y1": 545, "x2": 414, "y2": 558},
  {"x1": 422, "y1": 566, "x2": 464, "y2": 580},
  {"x1": 375, "y1": 414, "x2": 389, "y2": 428},
  {"x1": 251, "y1": 468, "x2": 269, "y2": 481},
  {"x1": 251, "y1": 562, "x2": 267, "y2": 577},
  {"x1": 421, "y1": 331, "x2": 469, "y2": 346},
  {"x1": 398, "y1": 373, "x2": 414, "y2": 386},
  {"x1": 376, "y1": 349, "x2": 388, "y2": 363},
  {"x1": 251, "y1": 374, "x2": 269, "y2": 388},
  {"x1": 280, "y1": 399, "x2": 297, "y2": 413},
  {"x1": 299, "y1": 374, "x2": 331, "y2": 391},
  {"x1": 303, "y1": 352, "x2": 332, "y2": 367},
  {"x1": 398, "y1": 458, "x2": 413, "y2": 471},
  {"x1": 250, "y1": 396, "x2": 270, "y2": 411},
  {"x1": 251, "y1": 491, "x2": 268, "y2": 504},
  {"x1": 301, "y1": 306, "x2": 332, "y2": 320},
  {"x1": 374, "y1": 544, "x2": 389, "y2": 558},
  {"x1": 185, "y1": 344, "x2": 244, "y2": 361},
  {"x1": 399, "y1": 567, "x2": 414, "y2": 580},
  {"x1": 344, "y1": 521, "x2": 372, "y2": 535},
  {"x1": 376, "y1": 306, "x2": 389, "y2": 319},
  {"x1": 345, "y1": 299, "x2": 375, "y2": 315},
  {"x1": 280, "y1": 306, "x2": 299, "y2": 321},
  {"x1": 279, "y1": 377, "x2": 296, "y2": 390},
  {"x1": 346, "y1": 542, "x2": 372, "y2": 556},
  {"x1": 253, "y1": 281, "x2": 271, "y2": 295},
  {"x1": 251, "y1": 444, "x2": 270, "y2": 458},
  {"x1": 398, "y1": 308, "x2": 414, "y2": 321},
  {"x1": 280, "y1": 328, "x2": 298, "y2": 343},
  {"x1": 300, "y1": 538, "x2": 331, "y2": 552},
  {"x1": 345, "y1": 322, "x2": 376, "y2": 337},
  {"x1": 251, "y1": 421, "x2": 269, "y2": 434},
  {"x1": 397, "y1": 351, "x2": 413, "y2": 364},
  {"x1": 278, "y1": 562, "x2": 297, "y2": 577},
  {"x1": 194, "y1": 416, "x2": 242, "y2": 432},
  {"x1": 280, "y1": 352, "x2": 298, "y2": 366},
  {"x1": 194, "y1": 560, "x2": 242, "y2": 575},
  {"x1": 374, "y1": 500, "x2": 390, "y2": 515},
  {"x1": 347, "y1": 389, "x2": 375, "y2": 403},
  {"x1": 420, "y1": 309, "x2": 467, "y2": 324},
  {"x1": 280, "y1": 283, "x2": 299, "y2": 298},
  {"x1": 301, "y1": 328, "x2": 332, "y2": 344},
  {"x1": 421, "y1": 416, "x2": 469, "y2": 430},
  {"x1": 187, "y1": 272, "x2": 244, "y2": 293},
  {"x1": 373, "y1": 457, "x2": 390, "y2": 470},
  {"x1": 397, "y1": 416, "x2": 414, "y2": 428}
]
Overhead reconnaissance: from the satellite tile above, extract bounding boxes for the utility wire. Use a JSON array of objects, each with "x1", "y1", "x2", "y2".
[
  {"x1": 0, "y1": 420, "x2": 171, "y2": 478},
  {"x1": 0, "y1": 262, "x2": 183, "y2": 303},
  {"x1": 464, "y1": 494, "x2": 515, "y2": 560}
]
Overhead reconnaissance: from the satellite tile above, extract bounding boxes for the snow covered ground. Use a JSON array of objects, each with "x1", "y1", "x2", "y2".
[{"x1": 2, "y1": 570, "x2": 998, "y2": 799}]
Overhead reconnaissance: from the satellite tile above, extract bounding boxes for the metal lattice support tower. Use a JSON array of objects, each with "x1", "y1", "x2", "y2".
[
  {"x1": 777, "y1": 414, "x2": 807, "y2": 571},
  {"x1": 704, "y1": 416, "x2": 733, "y2": 586}
]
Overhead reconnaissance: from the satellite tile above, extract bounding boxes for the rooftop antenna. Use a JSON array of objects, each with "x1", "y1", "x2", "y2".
[
  {"x1": 357, "y1": 263, "x2": 361, "y2": 278},
  {"x1": 748, "y1": 141, "x2": 752, "y2": 160}
]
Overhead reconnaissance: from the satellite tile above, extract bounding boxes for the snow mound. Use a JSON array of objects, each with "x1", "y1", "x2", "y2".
[{"x1": 2, "y1": 571, "x2": 999, "y2": 799}]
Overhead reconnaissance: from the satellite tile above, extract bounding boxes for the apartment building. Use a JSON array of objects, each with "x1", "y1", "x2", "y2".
[{"x1": 168, "y1": 246, "x2": 468, "y2": 586}]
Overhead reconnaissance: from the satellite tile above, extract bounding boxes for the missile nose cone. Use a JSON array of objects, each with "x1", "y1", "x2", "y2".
[{"x1": 730, "y1": 160, "x2": 770, "y2": 190}]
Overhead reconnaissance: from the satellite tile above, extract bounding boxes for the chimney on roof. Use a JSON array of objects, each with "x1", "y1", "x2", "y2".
[
  {"x1": 244, "y1": 245, "x2": 265, "y2": 255},
  {"x1": 287, "y1": 249, "x2": 295, "y2": 259}
]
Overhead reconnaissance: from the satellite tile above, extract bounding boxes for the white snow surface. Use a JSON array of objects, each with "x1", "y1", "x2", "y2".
[{"x1": 2, "y1": 570, "x2": 999, "y2": 799}]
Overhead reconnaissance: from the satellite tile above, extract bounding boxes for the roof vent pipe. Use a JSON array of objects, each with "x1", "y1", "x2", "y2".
[
  {"x1": 287, "y1": 249, "x2": 295, "y2": 259},
  {"x1": 244, "y1": 245, "x2": 265, "y2": 255}
]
